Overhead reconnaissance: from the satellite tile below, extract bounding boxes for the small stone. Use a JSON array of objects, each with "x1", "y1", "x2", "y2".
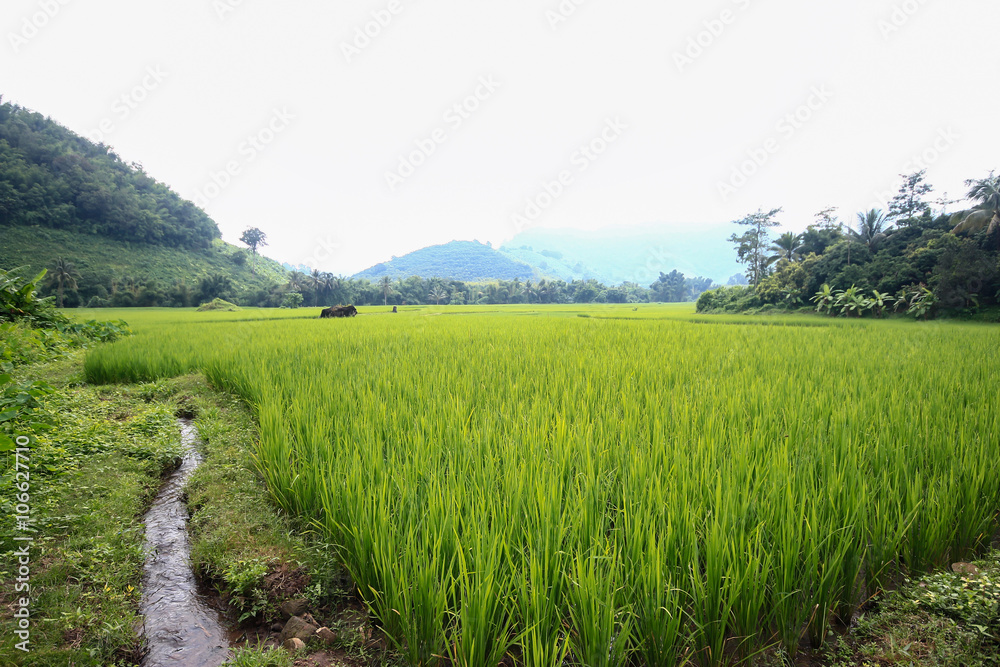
[
  {"x1": 316, "y1": 626, "x2": 337, "y2": 644},
  {"x1": 302, "y1": 612, "x2": 318, "y2": 627},
  {"x1": 277, "y1": 615, "x2": 318, "y2": 644},
  {"x1": 952, "y1": 562, "x2": 980, "y2": 575},
  {"x1": 279, "y1": 598, "x2": 309, "y2": 620},
  {"x1": 282, "y1": 637, "x2": 306, "y2": 652}
]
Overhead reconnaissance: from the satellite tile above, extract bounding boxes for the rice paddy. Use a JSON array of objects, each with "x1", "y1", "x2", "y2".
[{"x1": 82, "y1": 305, "x2": 1000, "y2": 665}]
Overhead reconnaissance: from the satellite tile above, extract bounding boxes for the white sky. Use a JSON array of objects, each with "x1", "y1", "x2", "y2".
[{"x1": 3, "y1": 0, "x2": 997, "y2": 275}]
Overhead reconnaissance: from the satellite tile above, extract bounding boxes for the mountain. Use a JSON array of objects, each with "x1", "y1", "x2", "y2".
[
  {"x1": 0, "y1": 100, "x2": 218, "y2": 249},
  {"x1": 0, "y1": 100, "x2": 287, "y2": 306},
  {"x1": 353, "y1": 240, "x2": 536, "y2": 282},
  {"x1": 354, "y1": 225, "x2": 742, "y2": 286},
  {"x1": 500, "y1": 224, "x2": 742, "y2": 285}
]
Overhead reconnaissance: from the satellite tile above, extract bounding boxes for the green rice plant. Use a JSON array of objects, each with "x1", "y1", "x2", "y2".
[
  {"x1": 76, "y1": 306, "x2": 1000, "y2": 666},
  {"x1": 565, "y1": 543, "x2": 633, "y2": 667}
]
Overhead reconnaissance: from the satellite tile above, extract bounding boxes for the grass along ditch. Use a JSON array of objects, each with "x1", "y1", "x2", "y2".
[{"x1": 0, "y1": 354, "x2": 400, "y2": 667}]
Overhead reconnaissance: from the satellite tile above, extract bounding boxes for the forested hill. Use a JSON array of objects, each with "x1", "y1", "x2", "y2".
[
  {"x1": 0, "y1": 99, "x2": 219, "y2": 249},
  {"x1": 354, "y1": 240, "x2": 537, "y2": 281}
]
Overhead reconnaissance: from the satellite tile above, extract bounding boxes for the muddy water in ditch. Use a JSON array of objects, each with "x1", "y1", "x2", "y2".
[{"x1": 140, "y1": 419, "x2": 230, "y2": 667}]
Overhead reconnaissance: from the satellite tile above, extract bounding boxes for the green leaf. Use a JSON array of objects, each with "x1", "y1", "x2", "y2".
[
  {"x1": 0, "y1": 434, "x2": 14, "y2": 452},
  {"x1": 0, "y1": 374, "x2": 12, "y2": 386},
  {"x1": 0, "y1": 409, "x2": 19, "y2": 422}
]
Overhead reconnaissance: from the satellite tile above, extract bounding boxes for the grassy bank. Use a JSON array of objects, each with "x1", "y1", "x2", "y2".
[
  {"x1": 0, "y1": 355, "x2": 184, "y2": 666},
  {"x1": 0, "y1": 349, "x2": 398, "y2": 666}
]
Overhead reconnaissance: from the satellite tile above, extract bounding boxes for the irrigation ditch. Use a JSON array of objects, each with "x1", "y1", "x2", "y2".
[{"x1": 139, "y1": 418, "x2": 230, "y2": 667}]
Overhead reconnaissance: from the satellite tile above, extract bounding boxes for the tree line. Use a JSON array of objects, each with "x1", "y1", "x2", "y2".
[
  {"x1": 48, "y1": 267, "x2": 720, "y2": 309},
  {"x1": 699, "y1": 169, "x2": 1000, "y2": 319}
]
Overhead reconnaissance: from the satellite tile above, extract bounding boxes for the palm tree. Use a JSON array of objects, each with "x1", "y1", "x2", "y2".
[
  {"x1": 46, "y1": 257, "x2": 79, "y2": 308},
  {"x1": 428, "y1": 287, "x2": 448, "y2": 305},
  {"x1": 848, "y1": 209, "x2": 890, "y2": 250},
  {"x1": 768, "y1": 232, "x2": 804, "y2": 263},
  {"x1": 378, "y1": 275, "x2": 393, "y2": 306},
  {"x1": 320, "y1": 273, "x2": 339, "y2": 304},
  {"x1": 951, "y1": 171, "x2": 1000, "y2": 237},
  {"x1": 524, "y1": 280, "x2": 536, "y2": 303},
  {"x1": 286, "y1": 271, "x2": 306, "y2": 292},
  {"x1": 536, "y1": 278, "x2": 551, "y2": 303}
]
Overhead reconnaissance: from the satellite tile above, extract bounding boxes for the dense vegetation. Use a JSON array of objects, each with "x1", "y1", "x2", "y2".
[
  {"x1": 1, "y1": 266, "x2": 129, "y2": 370},
  {"x1": 83, "y1": 306, "x2": 1000, "y2": 666},
  {"x1": 698, "y1": 170, "x2": 1000, "y2": 319},
  {"x1": 270, "y1": 270, "x2": 719, "y2": 309},
  {"x1": 0, "y1": 100, "x2": 218, "y2": 249},
  {"x1": 0, "y1": 226, "x2": 287, "y2": 308}
]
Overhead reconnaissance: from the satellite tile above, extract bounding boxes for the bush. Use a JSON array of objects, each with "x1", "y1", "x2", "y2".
[
  {"x1": 909, "y1": 569, "x2": 1000, "y2": 634},
  {"x1": 197, "y1": 298, "x2": 241, "y2": 312},
  {"x1": 280, "y1": 292, "x2": 304, "y2": 309},
  {"x1": 696, "y1": 285, "x2": 760, "y2": 313}
]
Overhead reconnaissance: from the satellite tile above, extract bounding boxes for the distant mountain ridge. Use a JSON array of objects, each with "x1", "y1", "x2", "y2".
[
  {"x1": 352, "y1": 240, "x2": 535, "y2": 282},
  {"x1": 501, "y1": 224, "x2": 741, "y2": 285},
  {"x1": 353, "y1": 225, "x2": 741, "y2": 285}
]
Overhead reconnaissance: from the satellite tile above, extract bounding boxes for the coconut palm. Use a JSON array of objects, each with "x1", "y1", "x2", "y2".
[
  {"x1": 768, "y1": 232, "x2": 804, "y2": 263},
  {"x1": 848, "y1": 209, "x2": 890, "y2": 250},
  {"x1": 46, "y1": 257, "x2": 79, "y2": 308},
  {"x1": 378, "y1": 275, "x2": 394, "y2": 306},
  {"x1": 321, "y1": 273, "x2": 340, "y2": 304},
  {"x1": 951, "y1": 171, "x2": 1000, "y2": 236},
  {"x1": 428, "y1": 287, "x2": 448, "y2": 305},
  {"x1": 286, "y1": 271, "x2": 306, "y2": 292}
]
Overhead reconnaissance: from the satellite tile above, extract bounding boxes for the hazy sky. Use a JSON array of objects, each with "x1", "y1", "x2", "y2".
[{"x1": 4, "y1": 0, "x2": 997, "y2": 275}]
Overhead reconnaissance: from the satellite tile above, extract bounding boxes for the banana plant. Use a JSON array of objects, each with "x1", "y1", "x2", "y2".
[
  {"x1": 868, "y1": 291, "x2": 892, "y2": 318},
  {"x1": 810, "y1": 284, "x2": 836, "y2": 314},
  {"x1": 907, "y1": 286, "x2": 938, "y2": 320},
  {"x1": 834, "y1": 285, "x2": 866, "y2": 317}
]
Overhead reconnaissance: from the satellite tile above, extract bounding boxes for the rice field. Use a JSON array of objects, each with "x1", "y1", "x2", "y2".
[{"x1": 82, "y1": 305, "x2": 1000, "y2": 665}]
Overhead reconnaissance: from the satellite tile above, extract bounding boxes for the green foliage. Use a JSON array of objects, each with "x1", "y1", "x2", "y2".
[
  {"x1": 0, "y1": 267, "x2": 131, "y2": 370},
  {"x1": 889, "y1": 170, "x2": 934, "y2": 223},
  {"x1": 280, "y1": 292, "x2": 303, "y2": 309},
  {"x1": 0, "y1": 226, "x2": 287, "y2": 308},
  {"x1": 696, "y1": 285, "x2": 760, "y2": 313},
  {"x1": 0, "y1": 101, "x2": 219, "y2": 249},
  {"x1": 757, "y1": 255, "x2": 819, "y2": 306},
  {"x1": 1, "y1": 265, "x2": 59, "y2": 326},
  {"x1": 0, "y1": 369, "x2": 185, "y2": 667},
  {"x1": 240, "y1": 227, "x2": 268, "y2": 275},
  {"x1": 197, "y1": 298, "x2": 241, "y2": 312},
  {"x1": 909, "y1": 571, "x2": 1000, "y2": 634},
  {"x1": 223, "y1": 646, "x2": 297, "y2": 667},
  {"x1": 728, "y1": 207, "x2": 783, "y2": 286},
  {"x1": 717, "y1": 176, "x2": 999, "y2": 318},
  {"x1": 223, "y1": 558, "x2": 274, "y2": 623}
]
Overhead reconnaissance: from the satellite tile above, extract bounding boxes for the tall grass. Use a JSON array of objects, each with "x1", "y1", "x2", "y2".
[{"x1": 83, "y1": 306, "x2": 1000, "y2": 665}]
